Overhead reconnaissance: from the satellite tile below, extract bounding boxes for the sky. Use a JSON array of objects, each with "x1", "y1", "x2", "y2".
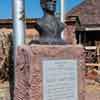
[{"x1": 0, "y1": 0, "x2": 84, "y2": 19}]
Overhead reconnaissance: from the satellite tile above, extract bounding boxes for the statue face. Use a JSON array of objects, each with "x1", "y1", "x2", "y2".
[
  {"x1": 41, "y1": 0, "x2": 56, "y2": 13},
  {"x1": 46, "y1": 1, "x2": 56, "y2": 12}
]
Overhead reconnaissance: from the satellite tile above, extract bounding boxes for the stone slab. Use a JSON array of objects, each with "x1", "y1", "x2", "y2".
[{"x1": 14, "y1": 45, "x2": 85, "y2": 100}]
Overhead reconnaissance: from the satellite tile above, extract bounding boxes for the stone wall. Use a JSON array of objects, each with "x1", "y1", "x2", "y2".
[
  {"x1": 0, "y1": 27, "x2": 39, "y2": 44},
  {"x1": 0, "y1": 31, "x2": 13, "y2": 81},
  {"x1": 0, "y1": 30, "x2": 14, "y2": 100}
]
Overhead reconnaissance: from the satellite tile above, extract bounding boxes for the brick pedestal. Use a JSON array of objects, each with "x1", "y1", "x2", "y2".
[{"x1": 14, "y1": 44, "x2": 85, "y2": 100}]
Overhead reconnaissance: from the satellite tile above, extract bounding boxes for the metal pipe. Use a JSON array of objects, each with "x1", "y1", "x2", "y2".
[
  {"x1": 61, "y1": 0, "x2": 64, "y2": 23},
  {"x1": 61, "y1": 0, "x2": 64, "y2": 39},
  {"x1": 12, "y1": 0, "x2": 25, "y2": 93},
  {"x1": 13, "y1": 0, "x2": 25, "y2": 48}
]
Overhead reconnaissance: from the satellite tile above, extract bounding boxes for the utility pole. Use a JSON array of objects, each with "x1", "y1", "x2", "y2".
[
  {"x1": 12, "y1": 0, "x2": 25, "y2": 95},
  {"x1": 13, "y1": 0, "x2": 25, "y2": 48}
]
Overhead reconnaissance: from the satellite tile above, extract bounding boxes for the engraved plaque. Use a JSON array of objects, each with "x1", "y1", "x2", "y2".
[{"x1": 43, "y1": 59, "x2": 78, "y2": 100}]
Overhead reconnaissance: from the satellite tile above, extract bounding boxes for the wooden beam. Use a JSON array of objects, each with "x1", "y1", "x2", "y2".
[
  {"x1": 85, "y1": 63, "x2": 100, "y2": 67},
  {"x1": 85, "y1": 46, "x2": 96, "y2": 50},
  {"x1": 85, "y1": 27, "x2": 100, "y2": 31}
]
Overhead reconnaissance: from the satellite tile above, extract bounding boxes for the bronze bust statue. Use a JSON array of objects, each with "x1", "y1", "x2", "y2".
[{"x1": 29, "y1": 0, "x2": 65, "y2": 44}]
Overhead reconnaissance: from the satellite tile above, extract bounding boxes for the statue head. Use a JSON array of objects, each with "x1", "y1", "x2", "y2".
[{"x1": 40, "y1": 0, "x2": 56, "y2": 14}]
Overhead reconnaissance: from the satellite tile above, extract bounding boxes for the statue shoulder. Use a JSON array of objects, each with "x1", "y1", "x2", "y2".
[
  {"x1": 37, "y1": 17, "x2": 46, "y2": 27},
  {"x1": 56, "y1": 18, "x2": 65, "y2": 31}
]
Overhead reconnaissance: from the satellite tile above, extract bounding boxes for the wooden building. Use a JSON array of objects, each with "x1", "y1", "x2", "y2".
[
  {"x1": 66, "y1": 0, "x2": 100, "y2": 46},
  {"x1": 66, "y1": 0, "x2": 100, "y2": 67},
  {"x1": 0, "y1": 19, "x2": 39, "y2": 43}
]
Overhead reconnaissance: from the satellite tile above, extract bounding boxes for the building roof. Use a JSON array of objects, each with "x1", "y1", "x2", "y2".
[
  {"x1": 0, "y1": 18, "x2": 37, "y2": 24},
  {"x1": 66, "y1": 0, "x2": 100, "y2": 27},
  {"x1": 0, "y1": 19, "x2": 39, "y2": 37}
]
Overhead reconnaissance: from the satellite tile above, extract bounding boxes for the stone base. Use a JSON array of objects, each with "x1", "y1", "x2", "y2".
[{"x1": 14, "y1": 44, "x2": 85, "y2": 100}]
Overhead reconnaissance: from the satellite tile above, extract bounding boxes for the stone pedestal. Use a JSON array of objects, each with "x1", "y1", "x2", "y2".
[
  {"x1": 14, "y1": 45, "x2": 85, "y2": 100},
  {"x1": 64, "y1": 16, "x2": 80, "y2": 44}
]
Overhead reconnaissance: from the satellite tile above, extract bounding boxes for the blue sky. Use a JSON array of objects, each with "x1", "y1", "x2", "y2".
[{"x1": 0, "y1": 0, "x2": 83, "y2": 19}]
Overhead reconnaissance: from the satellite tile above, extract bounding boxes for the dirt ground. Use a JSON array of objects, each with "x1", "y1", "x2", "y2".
[
  {"x1": 0, "y1": 79, "x2": 100, "y2": 100},
  {"x1": 84, "y1": 79, "x2": 100, "y2": 100},
  {"x1": 0, "y1": 81, "x2": 10, "y2": 100}
]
